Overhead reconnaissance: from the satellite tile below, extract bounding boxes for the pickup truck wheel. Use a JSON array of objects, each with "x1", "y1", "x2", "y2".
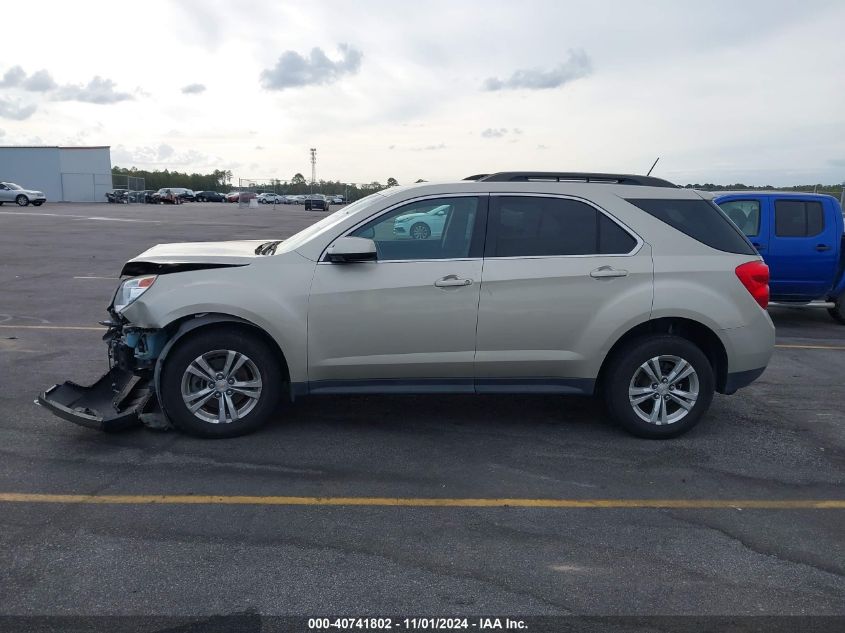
[
  {"x1": 604, "y1": 335, "x2": 714, "y2": 439},
  {"x1": 15, "y1": 195, "x2": 29, "y2": 207},
  {"x1": 828, "y1": 296, "x2": 845, "y2": 324},
  {"x1": 159, "y1": 329, "x2": 282, "y2": 438}
]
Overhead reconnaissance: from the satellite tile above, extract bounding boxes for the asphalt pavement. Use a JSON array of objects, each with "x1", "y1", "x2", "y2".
[{"x1": 0, "y1": 202, "x2": 843, "y2": 618}]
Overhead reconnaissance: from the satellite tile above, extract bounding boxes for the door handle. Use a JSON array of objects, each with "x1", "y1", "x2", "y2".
[
  {"x1": 752, "y1": 242, "x2": 766, "y2": 251},
  {"x1": 434, "y1": 275, "x2": 473, "y2": 288},
  {"x1": 816, "y1": 244, "x2": 831, "y2": 252},
  {"x1": 590, "y1": 266, "x2": 629, "y2": 279}
]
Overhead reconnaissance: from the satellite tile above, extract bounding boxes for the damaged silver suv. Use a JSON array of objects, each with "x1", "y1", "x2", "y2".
[{"x1": 38, "y1": 172, "x2": 775, "y2": 439}]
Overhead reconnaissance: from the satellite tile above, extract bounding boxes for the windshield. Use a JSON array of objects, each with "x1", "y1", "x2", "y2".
[
  {"x1": 5, "y1": 183, "x2": 22, "y2": 190},
  {"x1": 275, "y1": 193, "x2": 385, "y2": 254}
]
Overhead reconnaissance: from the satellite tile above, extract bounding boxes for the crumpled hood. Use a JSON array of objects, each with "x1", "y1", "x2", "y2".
[
  {"x1": 121, "y1": 240, "x2": 278, "y2": 276},
  {"x1": 130, "y1": 240, "x2": 272, "y2": 264}
]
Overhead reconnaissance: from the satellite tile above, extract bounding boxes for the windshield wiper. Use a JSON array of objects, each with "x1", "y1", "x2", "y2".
[{"x1": 254, "y1": 240, "x2": 283, "y2": 255}]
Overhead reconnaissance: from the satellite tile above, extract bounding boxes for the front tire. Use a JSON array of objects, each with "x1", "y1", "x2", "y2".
[
  {"x1": 15, "y1": 195, "x2": 29, "y2": 207},
  {"x1": 604, "y1": 335, "x2": 714, "y2": 439},
  {"x1": 159, "y1": 328, "x2": 283, "y2": 438},
  {"x1": 829, "y1": 295, "x2": 845, "y2": 324}
]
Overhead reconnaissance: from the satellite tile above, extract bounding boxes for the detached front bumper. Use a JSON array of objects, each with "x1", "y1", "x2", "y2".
[{"x1": 37, "y1": 365, "x2": 154, "y2": 431}]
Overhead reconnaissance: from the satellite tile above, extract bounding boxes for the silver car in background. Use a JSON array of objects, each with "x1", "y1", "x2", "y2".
[
  {"x1": 38, "y1": 171, "x2": 774, "y2": 440},
  {"x1": 0, "y1": 182, "x2": 46, "y2": 206}
]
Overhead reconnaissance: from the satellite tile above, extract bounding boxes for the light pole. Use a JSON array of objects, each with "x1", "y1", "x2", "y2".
[{"x1": 310, "y1": 148, "x2": 317, "y2": 200}]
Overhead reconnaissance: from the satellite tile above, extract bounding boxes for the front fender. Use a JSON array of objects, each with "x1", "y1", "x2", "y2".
[{"x1": 151, "y1": 314, "x2": 258, "y2": 403}]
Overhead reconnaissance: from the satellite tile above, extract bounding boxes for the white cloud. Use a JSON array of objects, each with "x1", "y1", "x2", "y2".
[
  {"x1": 260, "y1": 44, "x2": 363, "y2": 90},
  {"x1": 0, "y1": 66, "x2": 25, "y2": 87},
  {"x1": 53, "y1": 77, "x2": 133, "y2": 104},
  {"x1": 483, "y1": 49, "x2": 592, "y2": 91},
  {"x1": 1, "y1": 65, "x2": 133, "y2": 105},
  {"x1": 181, "y1": 83, "x2": 206, "y2": 94},
  {"x1": 22, "y1": 70, "x2": 57, "y2": 92},
  {"x1": 410, "y1": 143, "x2": 446, "y2": 151},
  {"x1": 481, "y1": 128, "x2": 508, "y2": 139},
  {"x1": 112, "y1": 143, "x2": 225, "y2": 171},
  {"x1": 0, "y1": 98, "x2": 36, "y2": 120}
]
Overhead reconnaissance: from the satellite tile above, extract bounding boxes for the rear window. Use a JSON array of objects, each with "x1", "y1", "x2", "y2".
[{"x1": 626, "y1": 198, "x2": 756, "y2": 255}]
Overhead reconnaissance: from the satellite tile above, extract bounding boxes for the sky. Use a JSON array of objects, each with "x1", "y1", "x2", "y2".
[{"x1": 1, "y1": 0, "x2": 844, "y2": 186}]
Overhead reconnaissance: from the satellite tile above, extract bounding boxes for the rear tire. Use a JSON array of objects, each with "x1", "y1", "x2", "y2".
[
  {"x1": 828, "y1": 296, "x2": 845, "y2": 324},
  {"x1": 410, "y1": 222, "x2": 431, "y2": 240},
  {"x1": 604, "y1": 335, "x2": 715, "y2": 439},
  {"x1": 15, "y1": 195, "x2": 28, "y2": 207},
  {"x1": 159, "y1": 328, "x2": 283, "y2": 438}
]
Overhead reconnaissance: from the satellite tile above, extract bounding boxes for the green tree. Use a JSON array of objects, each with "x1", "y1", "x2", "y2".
[
  {"x1": 291, "y1": 173, "x2": 307, "y2": 185},
  {"x1": 386, "y1": 177, "x2": 399, "y2": 187}
]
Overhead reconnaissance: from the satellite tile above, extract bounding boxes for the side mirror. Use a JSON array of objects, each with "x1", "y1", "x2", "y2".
[{"x1": 326, "y1": 236, "x2": 377, "y2": 263}]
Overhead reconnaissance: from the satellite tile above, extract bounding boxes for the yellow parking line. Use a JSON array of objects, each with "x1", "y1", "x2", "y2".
[
  {"x1": 0, "y1": 325, "x2": 105, "y2": 331},
  {"x1": 0, "y1": 493, "x2": 842, "y2": 509},
  {"x1": 775, "y1": 343, "x2": 845, "y2": 350}
]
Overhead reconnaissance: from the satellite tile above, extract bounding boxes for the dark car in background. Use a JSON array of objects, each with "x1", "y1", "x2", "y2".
[
  {"x1": 105, "y1": 189, "x2": 128, "y2": 203},
  {"x1": 151, "y1": 188, "x2": 185, "y2": 205},
  {"x1": 195, "y1": 191, "x2": 226, "y2": 202},
  {"x1": 304, "y1": 194, "x2": 331, "y2": 211},
  {"x1": 226, "y1": 191, "x2": 257, "y2": 203}
]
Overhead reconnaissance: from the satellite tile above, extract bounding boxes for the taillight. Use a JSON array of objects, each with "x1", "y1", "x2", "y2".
[{"x1": 735, "y1": 260, "x2": 769, "y2": 309}]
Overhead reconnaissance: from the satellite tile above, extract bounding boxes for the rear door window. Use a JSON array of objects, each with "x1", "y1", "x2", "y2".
[
  {"x1": 626, "y1": 198, "x2": 756, "y2": 255},
  {"x1": 487, "y1": 196, "x2": 637, "y2": 257},
  {"x1": 774, "y1": 200, "x2": 825, "y2": 237}
]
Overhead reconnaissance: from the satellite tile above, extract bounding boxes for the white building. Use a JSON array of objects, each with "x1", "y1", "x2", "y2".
[{"x1": 0, "y1": 146, "x2": 112, "y2": 202}]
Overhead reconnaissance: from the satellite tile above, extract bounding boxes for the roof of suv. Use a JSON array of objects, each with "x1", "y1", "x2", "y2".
[{"x1": 466, "y1": 171, "x2": 677, "y2": 188}]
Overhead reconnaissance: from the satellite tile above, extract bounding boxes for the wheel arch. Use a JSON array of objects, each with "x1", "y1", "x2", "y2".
[
  {"x1": 597, "y1": 317, "x2": 729, "y2": 395},
  {"x1": 153, "y1": 313, "x2": 291, "y2": 401}
]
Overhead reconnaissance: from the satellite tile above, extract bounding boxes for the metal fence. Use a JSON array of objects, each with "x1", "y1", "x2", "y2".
[{"x1": 110, "y1": 175, "x2": 146, "y2": 203}]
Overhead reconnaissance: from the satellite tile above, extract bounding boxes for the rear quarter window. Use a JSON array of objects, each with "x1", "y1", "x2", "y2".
[{"x1": 626, "y1": 198, "x2": 756, "y2": 255}]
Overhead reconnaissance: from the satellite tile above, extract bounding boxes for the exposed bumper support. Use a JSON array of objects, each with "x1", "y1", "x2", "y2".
[{"x1": 37, "y1": 366, "x2": 154, "y2": 432}]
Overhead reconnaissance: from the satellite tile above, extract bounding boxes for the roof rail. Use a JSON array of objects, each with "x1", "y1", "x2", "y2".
[
  {"x1": 462, "y1": 174, "x2": 489, "y2": 181},
  {"x1": 473, "y1": 172, "x2": 677, "y2": 188}
]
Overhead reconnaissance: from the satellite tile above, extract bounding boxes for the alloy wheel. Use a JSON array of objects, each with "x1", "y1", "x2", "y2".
[
  {"x1": 628, "y1": 355, "x2": 699, "y2": 425},
  {"x1": 180, "y1": 349, "x2": 263, "y2": 424}
]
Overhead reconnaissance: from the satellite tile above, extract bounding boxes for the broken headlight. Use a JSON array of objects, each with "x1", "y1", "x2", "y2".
[{"x1": 113, "y1": 275, "x2": 157, "y2": 312}]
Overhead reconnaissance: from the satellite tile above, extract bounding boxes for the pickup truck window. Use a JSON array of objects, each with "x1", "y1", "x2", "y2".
[
  {"x1": 717, "y1": 200, "x2": 761, "y2": 237},
  {"x1": 775, "y1": 200, "x2": 824, "y2": 237},
  {"x1": 626, "y1": 198, "x2": 756, "y2": 255}
]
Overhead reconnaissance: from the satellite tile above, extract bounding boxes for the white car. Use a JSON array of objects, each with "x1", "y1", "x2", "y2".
[
  {"x1": 393, "y1": 204, "x2": 450, "y2": 239},
  {"x1": 39, "y1": 171, "x2": 774, "y2": 440},
  {"x1": 0, "y1": 182, "x2": 46, "y2": 207},
  {"x1": 257, "y1": 193, "x2": 283, "y2": 204}
]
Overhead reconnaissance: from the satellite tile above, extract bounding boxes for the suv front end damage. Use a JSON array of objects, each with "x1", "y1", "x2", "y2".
[{"x1": 37, "y1": 315, "x2": 168, "y2": 431}]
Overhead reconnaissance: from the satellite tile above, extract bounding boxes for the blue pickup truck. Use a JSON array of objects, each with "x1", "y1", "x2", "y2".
[{"x1": 714, "y1": 192, "x2": 845, "y2": 323}]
